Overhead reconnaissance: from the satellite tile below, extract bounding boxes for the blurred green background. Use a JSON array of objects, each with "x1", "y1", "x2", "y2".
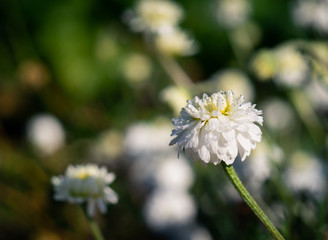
[{"x1": 0, "y1": 0, "x2": 328, "y2": 239}]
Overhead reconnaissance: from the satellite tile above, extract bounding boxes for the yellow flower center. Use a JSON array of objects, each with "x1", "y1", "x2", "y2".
[
  {"x1": 221, "y1": 103, "x2": 231, "y2": 116},
  {"x1": 76, "y1": 172, "x2": 90, "y2": 180},
  {"x1": 207, "y1": 101, "x2": 218, "y2": 112},
  {"x1": 203, "y1": 95, "x2": 232, "y2": 117}
]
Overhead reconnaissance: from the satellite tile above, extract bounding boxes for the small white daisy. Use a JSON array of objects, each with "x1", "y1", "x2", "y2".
[
  {"x1": 216, "y1": 0, "x2": 251, "y2": 29},
  {"x1": 154, "y1": 27, "x2": 197, "y2": 56},
  {"x1": 51, "y1": 164, "x2": 118, "y2": 217},
  {"x1": 170, "y1": 90, "x2": 263, "y2": 165},
  {"x1": 284, "y1": 151, "x2": 326, "y2": 199},
  {"x1": 143, "y1": 190, "x2": 196, "y2": 230},
  {"x1": 129, "y1": 0, "x2": 183, "y2": 33},
  {"x1": 27, "y1": 114, "x2": 65, "y2": 156},
  {"x1": 292, "y1": 0, "x2": 328, "y2": 34}
]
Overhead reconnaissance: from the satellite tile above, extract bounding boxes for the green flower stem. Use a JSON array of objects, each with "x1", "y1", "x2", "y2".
[
  {"x1": 227, "y1": 31, "x2": 246, "y2": 69},
  {"x1": 88, "y1": 218, "x2": 105, "y2": 240},
  {"x1": 222, "y1": 163, "x2": 285, "y2": 240},
  {"x1": 288, "y1": 89, "x2": 324, "y2": 145},
  {"x1": 156, "y1": 51, "x2": 194, "y2": 87}
]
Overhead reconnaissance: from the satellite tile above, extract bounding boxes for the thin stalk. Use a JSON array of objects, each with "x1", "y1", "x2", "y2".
[
  {"x1": 156, "y1": 51, "x2": 194, "y2": 87},
  {"x1": 288, "y1": 89, "x2": 324, "y2": 145},
  {"x1": 222, "y1": 163, "x2": 285, "y2": 240},
  {"x1": 88, "y1": 218, "x2": 105, "y2": 240},
  {"x1": 227, "y1": 31, "x2": 246, "y2": 70}
]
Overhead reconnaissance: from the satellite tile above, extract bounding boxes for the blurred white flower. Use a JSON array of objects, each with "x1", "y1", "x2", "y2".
[
  {"x1": 292, "y1": 1, "x2": 317, "y2": 29},
  {"x1": 128, "y1": 150, "x2": 195, "y2": 194},
  {"x1": 189, "y1": 225, "x2": 213, "y2": 240},
  {"x1": 284, "y1": 151, "x2": 326, "y2": 199},
  {"x1": 94, "y1": 130, "x2": 123, "y2": 160},
  {"x1": 155, "y1": 155, "x2": 194, "y2": 191},
  {"x1": 124, "y1": 120, "x2": 198, "y2": 235},
  {"x1": 170, "y1": 90, "x2": 263, "y2": 165},
  {"x1": 261, "y1": 98, "x2": 295, "y2": 132},
  {"x1": 160, "y1": 85, "x2": 191, "y2": 116},
  {"x1": 208, "y1": 69, "x2": 255, "y2": 101},
  {"x1": 51, "y1": 164, "x2": 118, "y2": 217},
  {"x1": 216, "y1": 0, "x2": 251, "y2": 29},
  {"x1": 247, "y1": 142, "x2": 275, "y2": 182},
  {"x1": 252, "y1": 43, "x2": 311, "y2": 87},
  {"x1": 251, "y1": 49, "x2": 276, "y2": 81},
  {"x1": 129, "y1": 0, "x2": 183, "y2": 33},
  {"x1": 143, "y1": 190, "x2": 196, "y2": 230},
  {"x1": 293, "y1": 0, "x2": 328, "y2": 34},
  {"x1": 27, "y1": 114, "x2": 65, "y2": 156},
  {"x1": 168, "y1": 224, "x2": 213, "y2": 240},
  {"x1": 273, "y1": 45, "x2": 308, "y2": 87},
  {"x1": 230, "y1": 22, "x2": 262, "y2": 52},
  {"x1": 125, "y1": 120, "x2": 195, "y2": 192},
  {"x1": 122, "y1": 53, "x2": 152, "y2": 85},
  {"x1": 245, "y1": 140, "x2": 284, "y2": 192},
  {"x1": 124, "y1": 119, "x2": 194, "y2": 191},
  {"x1": 124, "y1": 120, "x2": 173, "y2": 156},
  {"x1": 155, "y1": 27, "x2": 197, "y2": 56},
  {"x1": 128, "y1": 153, "x2": 165, "y2": 191},
  {"x1": 305, "y1": 80, "x2": 328, "y2": 111}
]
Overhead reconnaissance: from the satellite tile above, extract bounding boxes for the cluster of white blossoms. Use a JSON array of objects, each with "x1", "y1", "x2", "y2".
[
  {"x1": 51, "y1": 164, "x2": 118, "y2": 217},
  {"x1": 251, "y1": 43, "x2": 309, "y2": 87},
  {"x1": 132, "y1": 0, "x2": 183, "y2": 33},
  {"x1": 126, "y1": 0, "x2": 197, "y2": 56},
  {"x1": 216, "y1": 0, "x2": 251, "y2": 29},
  {"x1": 154, "y1": 27, "x2": 197, "y2": 56},
  {"x1": 143, "y1": 190, "x2": 196, "y2": 229},
  {"x1": 292, "y1": 0, "x2": 328, "y2": 34},
  {"x1": 273, "y1": 45, "x2": 308, "y2": 87},
  {"x1": 284, "y1": 151, "x2": 326, "y2": 199},
  {"x1": 124, "y1": 120, "x2": 200, "y2": 234},
  {"x1": 170, "y1": 90, "x2": 263, "y2": 165}
]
